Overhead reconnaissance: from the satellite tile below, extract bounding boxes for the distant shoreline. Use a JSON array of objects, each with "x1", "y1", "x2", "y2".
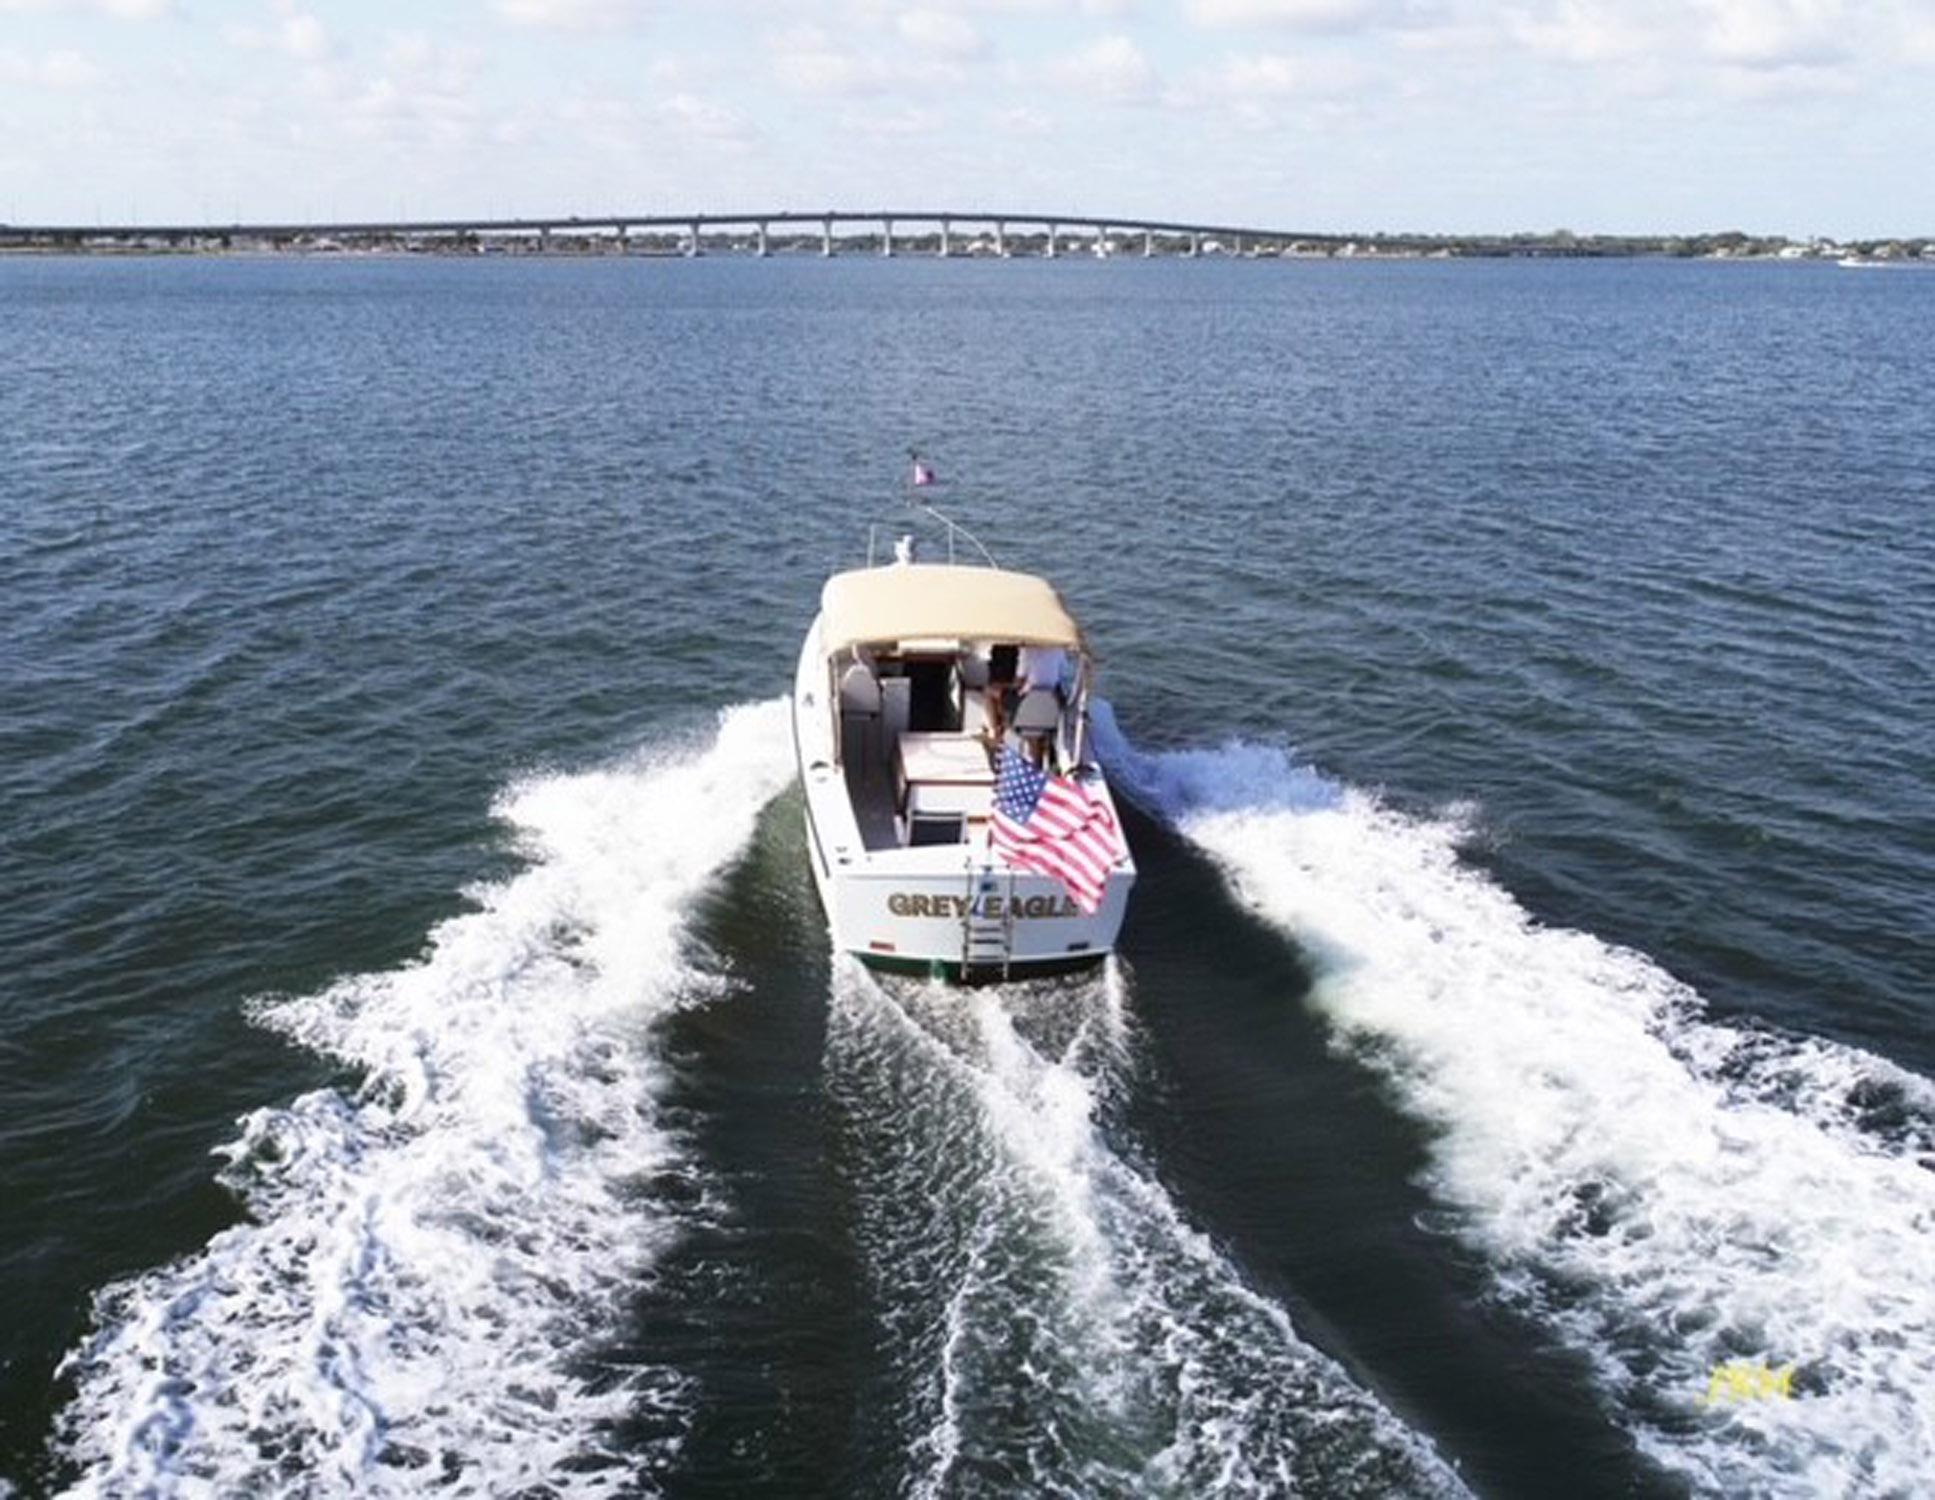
[{"x1": 4, "y1": 228, "x2": 1931, "y2": 264}]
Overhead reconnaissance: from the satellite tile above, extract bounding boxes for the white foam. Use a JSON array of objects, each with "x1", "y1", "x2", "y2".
[
  {"x1": 54, "y1": 701, "x2": 795, "y2": 1499},
  {"x1": 1099, "y1": 708, "x2": 1935, "y2": 1494},
  {"x1": 832, "y1": 961, "x2": 1468, "y2": 1497}
]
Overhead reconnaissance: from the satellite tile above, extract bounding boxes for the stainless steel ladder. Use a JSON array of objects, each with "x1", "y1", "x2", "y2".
[{"x1": 961, "y1": 863, "x2": 1016, "y2": 979}]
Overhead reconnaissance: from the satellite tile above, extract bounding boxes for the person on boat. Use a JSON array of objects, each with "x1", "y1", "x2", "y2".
[
  {"x1": 982, "y1": 643, "x2": 1070, "y2": 748},
  {"x1": 982, "y1": 643, "x2": 1019, "y2": 743},
  {"x1": 1018, "y1": 643, "x2": 1070, "y2": 699},
  {"x1": 1009, "y1": 644, "x2": 1072, "y2": 766}
]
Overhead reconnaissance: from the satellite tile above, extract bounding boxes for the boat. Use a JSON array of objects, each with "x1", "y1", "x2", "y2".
[{"x1": 793, "y1": 519, "x2": 1136, "y2": 981}]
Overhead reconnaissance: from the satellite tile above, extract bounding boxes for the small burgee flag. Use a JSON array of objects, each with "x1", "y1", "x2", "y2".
[
  {"x1": 911, "y1": 457, "x2": 936, "y2": 487},
  {"x1": 989, "y1": 748, "x2": 1124, "y2": 915}
]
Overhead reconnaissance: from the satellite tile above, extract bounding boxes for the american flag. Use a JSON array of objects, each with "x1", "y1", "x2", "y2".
[{"x1": 989, "y1": 747, "x2": 1124, "y2": 915}]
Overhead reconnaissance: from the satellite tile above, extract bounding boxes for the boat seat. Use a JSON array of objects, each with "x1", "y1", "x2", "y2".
[
  {"x1": 1012, "y1": 689, "x2": 1060, "y2": 739},
  {"x1": 840, "y1": 662, "x2": 883, "y2": 713},
  {"x1": 840, "y1": 664, "x2": 883, "y2": 774}
]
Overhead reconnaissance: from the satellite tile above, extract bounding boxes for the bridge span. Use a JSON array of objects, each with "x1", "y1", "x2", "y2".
[{"x1": 0, "y1": 209, "x2": 1348, "y2": 258}]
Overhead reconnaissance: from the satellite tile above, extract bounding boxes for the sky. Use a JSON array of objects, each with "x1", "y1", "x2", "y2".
[{"x1": 2, "y1": 0, "x2": 1931, "y2": 237}]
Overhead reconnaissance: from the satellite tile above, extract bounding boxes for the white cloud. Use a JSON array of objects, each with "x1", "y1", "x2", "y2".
[
  {"x1": 644, "y1": 54, "x2": 693, "y2": 86},
  {"x1": 1700, "y1": 0, "x2": 1850, "y2": 68},
  {"x1": 990, "y1": 102, "x2": 1054, "y2": 133},
  {"x1": 0, "y1": 0, "x2": 169, "y2": 14},
  {"x1": 1221, "y1": 51, "x2": 1302, "y2": 91},
  {"x1": 225, "y1": 3, "x2": 331, "y2": 60},
  {"x1": 657, "y1": 91, "x2": 753, "y2": 145},
  {"x1": 316, "y1": 34, "x2": 482, "y2": 147},
  {"x1": 944, "y1": 0, "x2": 1129, "y2": 12},
  {"x1": 39, "y1": 43, "x2": 98, "y2": 83},
  {"x1": 379, "y1": 33, "x2": 478, "y2": 87},
  {"x1": 1220, "y1": 48, "x2": 1365, "y2": 94},
  {"x1": 1905, "y1": 12, "x2": 1935, "y2": 63},
  {"x1": 1509, "y1": 0, "x2": 1659, "y2": 62},
  {"x1": 840, "y1": 103, "x2": 942, "y2": 137},
  {"x1": 777, "y1": 50, "x2": 882, "y2": 94},
  {"x1": 768, "y1": 24, "x2": 886, "y2": 94},
  {"x1": 1053, "y1": 33, "x2": 1157, "y2": 100},
  {"x1": 493, "y1": 0, "x2": 651, "y2": 31},
  {"x1": 280, "y1": 12, "x2": 328, "y2": 60},
  {"x1": 0, "y1": 45, "x2": 101, "y2": 85},
  {"x1": 766, "y1": 23, "x2": 962, "y2": 96},
  {"x1": 1187, "y1": 0, "x2": 1390, "y2": 31},
  {"x1": 551, "y1": 96, "x2": 646, "y2": 152},
  {"x1": 490, "y1": 116, "x2": 535, "y2": 146},
  {"x1": 1713, "y1": 58, "x2": 1859, "y2": 96},
  {"x1": 897, "y1": 9, "x2": 986, "y2": 59}
]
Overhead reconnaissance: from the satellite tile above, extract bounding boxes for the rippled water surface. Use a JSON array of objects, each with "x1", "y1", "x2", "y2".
[{"x1": 3, "y1": 254, "x2": 1931, "y2": 1497}]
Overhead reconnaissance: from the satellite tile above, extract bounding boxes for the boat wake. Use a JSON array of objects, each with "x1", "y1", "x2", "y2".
[
  {"x1": 827, "y1": 959, "x2": 1467, "y2": 1498},
  {"x1": 53, "y1": 701, "x2": 796, "y2": 1499},
  {"x1": 1096, "y1": 706, "x2": 1935, "y2": 1496}
]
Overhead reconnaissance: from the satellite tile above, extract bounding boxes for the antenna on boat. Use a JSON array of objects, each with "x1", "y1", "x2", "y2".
[{"x1": 903, "y1": 450, "x2": 1000, "y2": 568}]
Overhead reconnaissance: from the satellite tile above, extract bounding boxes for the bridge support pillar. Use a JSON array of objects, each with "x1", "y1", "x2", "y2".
[
  {"x1": 686, "y1": 220, "x2": 701, "y2": 257},
  {"x1": 1234, "y1": 233, "x2": 1244, "y2": 258},
  {"x1": 881, "y1": 217, "x2": 894, "y2": 257},
  {"x1": 616, "y1": 224, "x2": 628, "y2": 254},
  {"x1": 1189, "y1": 232, "x2": 1200, "y2": 258},
  {"x1": 822, "y1": 217, "x2": 834, "y2": 256},
  {"x1": 994, "y1": 220, "x2": 1006, "y2": 257},
  {"x1": 939, "y1": 219, "x2": 951, "y2": 257},
  {"x1": 1046, "y1": 223, "x2": 1058, "y2": 259},
  {"x1": 756, "y1": 221, "x2": 769, "y2": 257},
  {"x1": 538, "y1": 227, "x2": 550, "y2": 254},
  {"x1": 1143, "y1": 229, "x2": 1154, "y2": 258}
]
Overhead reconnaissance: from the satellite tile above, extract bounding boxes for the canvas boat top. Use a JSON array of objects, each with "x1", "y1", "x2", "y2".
[{"x1": 819, "y1": 563, "x2": 1080, "y2": 654}]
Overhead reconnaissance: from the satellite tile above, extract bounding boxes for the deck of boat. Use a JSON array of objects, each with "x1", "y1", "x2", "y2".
[
  {"x1": 844, "y1": 750, "x2": 901, "y2": 852},
  {"x1": 839, "y1": 681, "x2": 1003, "y2": 856}
]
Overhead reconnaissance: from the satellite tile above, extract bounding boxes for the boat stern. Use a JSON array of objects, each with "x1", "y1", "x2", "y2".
[{"x1": 821, "y1": 857, "x2": 1134, "y2": 982}]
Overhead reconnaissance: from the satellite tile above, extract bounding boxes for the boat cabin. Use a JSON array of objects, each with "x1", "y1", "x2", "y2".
[{"x1": 817, "y1": 563, "x2": 1088, "y2": 855}]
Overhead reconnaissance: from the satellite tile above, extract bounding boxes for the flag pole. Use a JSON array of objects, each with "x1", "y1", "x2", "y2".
[{"x1": 901, "y1": 450, "x2": 999, "y2": 568}]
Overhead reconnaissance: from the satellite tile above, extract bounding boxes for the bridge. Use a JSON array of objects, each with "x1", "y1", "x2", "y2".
[{"x1": 0, "y1": 209, "x2": 1356, "y2": 258}]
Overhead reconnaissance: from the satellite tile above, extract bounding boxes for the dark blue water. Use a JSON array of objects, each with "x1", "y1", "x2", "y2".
[{"x1": 3, "y1": 254, "x2": 1931, "y2": 1498}]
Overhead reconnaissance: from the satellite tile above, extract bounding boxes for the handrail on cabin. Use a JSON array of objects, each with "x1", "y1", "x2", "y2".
[{"x1": 864, "y1": 497, "x2": 1001, "y2": 571}]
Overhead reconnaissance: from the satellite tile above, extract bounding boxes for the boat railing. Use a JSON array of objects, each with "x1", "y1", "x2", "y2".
[{"x1": 866, "y1": 498, "x2": 1001, "y2": 570}]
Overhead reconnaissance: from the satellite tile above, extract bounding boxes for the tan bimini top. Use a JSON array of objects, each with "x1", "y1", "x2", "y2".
[{"x1": 820, "y1": 563, "x2": 1080, "y2": 655}]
